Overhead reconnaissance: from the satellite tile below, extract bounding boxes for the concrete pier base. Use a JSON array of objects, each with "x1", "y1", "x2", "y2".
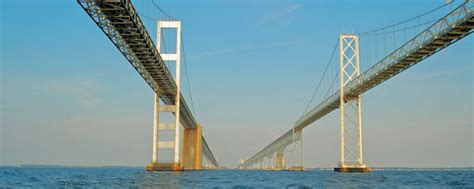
[
  {"x1": 289, "y1": 166, "x2": 304, "y2": 171},
  {"x1": 182, "y1": 125, "x2": 202, "y2": 170},
  {"x1": 334, "y1": 167, "x2": 371, "y2": 173},
  {"x1": 146, "y1": 163, "x2": 183, "y2": 171}
]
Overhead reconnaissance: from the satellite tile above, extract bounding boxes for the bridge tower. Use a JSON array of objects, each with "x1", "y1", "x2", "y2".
[
  {"x1": 335, "y1": 34, "x2": 370, "y2": 172},
  {"x1": 147, "y1": 21, "x2": 203, "y2": 171}
]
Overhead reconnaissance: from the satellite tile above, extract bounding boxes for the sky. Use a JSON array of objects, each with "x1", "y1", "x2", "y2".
[{"x1": 1, "y1": 0, "x2": 473, "y2": 168}]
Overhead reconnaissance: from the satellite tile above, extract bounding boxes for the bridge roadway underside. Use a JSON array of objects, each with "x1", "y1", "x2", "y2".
[{"x1": 78, "y1": 0, "x2": 218, "y2": 169}]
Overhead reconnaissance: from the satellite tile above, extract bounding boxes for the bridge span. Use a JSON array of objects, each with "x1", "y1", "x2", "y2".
[
  {"x1": 78, "y1": 0, "x2": 218, "y2": 170},
  {"x1": 238, "y1": 1, "x2": 473, "y2": 172},
  {"x1": 77, "y1": 0, "x2": 472, "y2": 172}
]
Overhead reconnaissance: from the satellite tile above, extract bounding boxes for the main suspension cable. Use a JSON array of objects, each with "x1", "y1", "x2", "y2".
[
  {"x1": 300, "y1": 40, "x2": 339, "y2": 117},
  {"x1": 357, "y1": 1, "x2": 452, "y2": 35},
  {"x1": 181, "y1": 33, "x2": 198, "y2": 119}
]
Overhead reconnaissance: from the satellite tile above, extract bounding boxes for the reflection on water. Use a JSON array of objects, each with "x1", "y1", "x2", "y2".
[{"x1": 1, "y1": 167, "x2": 473, "y2": 188}]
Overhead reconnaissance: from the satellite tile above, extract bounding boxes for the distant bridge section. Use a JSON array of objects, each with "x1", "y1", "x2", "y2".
[{"x1": 239, "y1": 1, "x2": 473, "y2": 171}]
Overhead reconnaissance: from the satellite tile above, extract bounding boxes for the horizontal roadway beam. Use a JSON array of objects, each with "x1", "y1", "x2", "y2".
[
  {"x1": 239, "y1": 1, "x2": 473, "y2": 169},
  {"x1": 78, "y1": 0, "x2": 218, "y2": 168}
]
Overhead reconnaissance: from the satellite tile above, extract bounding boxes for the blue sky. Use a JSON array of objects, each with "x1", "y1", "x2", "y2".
[{"x1": 1, "y1": 0, "x2": 472, "y2": 168}]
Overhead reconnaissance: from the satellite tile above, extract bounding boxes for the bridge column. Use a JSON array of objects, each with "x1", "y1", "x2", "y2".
[
  {"x1": 149, "y1": 93, "x2": 160, "y2": 165},
  {"x1": 271, "y1": 154, "x2": 274, "y2": 169},
  {"x1": 276, "y1": 150, "x2": 285, "y2": 170},
  {"x1": 289, "y1": 129, "x2": 304, "y2": 171},
  {"x1": 335, "y1": 34, "x2": 370, "y2": 173},
  {"x1": 146, "y1": 20, "x2": 183, "y2": 171},
  {"x1": 266, "y1": 155, "x2": 272, "y2": 170},
  {"x1": 182, "y1": 125, "x2": 202, "y2": 170}
]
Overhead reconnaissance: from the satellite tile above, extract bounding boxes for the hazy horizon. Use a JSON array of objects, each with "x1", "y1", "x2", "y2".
[{"x1": 2, "y1": 164, "x2": 474, "y2": 169}]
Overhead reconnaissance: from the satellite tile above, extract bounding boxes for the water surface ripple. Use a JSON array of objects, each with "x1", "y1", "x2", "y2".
[{"x1": 1, "y1": 167, "x2": 473, "y2": 188}]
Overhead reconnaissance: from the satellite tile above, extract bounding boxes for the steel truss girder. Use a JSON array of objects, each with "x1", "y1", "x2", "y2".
[{"x1": 77, "y1": 0, "x2": 196, "y2": 128}]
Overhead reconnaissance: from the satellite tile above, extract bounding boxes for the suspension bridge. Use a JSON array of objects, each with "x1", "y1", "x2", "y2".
[
  {"x1": 237, "y1": 1, "x2": 473, "y2": 172},
  {"x1": 77, "y1": 0, "x2": 473, "y2": 172},
  {"x1": 78, "y1": 0, "x2": 218, "y2": 171}
]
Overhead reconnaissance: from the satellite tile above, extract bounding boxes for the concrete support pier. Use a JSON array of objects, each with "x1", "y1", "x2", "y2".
[
  {"x1": 275, "y1": 152, "x2": 285, "y2": 170},
  {"x1": 334, "y1": 167, "x2": 371, "y2": 173},
  {"x1": 182, "y1": 125, "x2": 203, "y2": 170},
  {"x1": 146, "y1": 163, "x2": 183, "y2": 171}
]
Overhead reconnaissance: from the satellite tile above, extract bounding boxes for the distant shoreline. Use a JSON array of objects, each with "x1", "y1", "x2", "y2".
[
  {"x1": 1, "y1": 165, "x2": 473, "y2": 170},
  {"x1": 0, "y1": 165, "x2": 144, "y2": 169}
]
